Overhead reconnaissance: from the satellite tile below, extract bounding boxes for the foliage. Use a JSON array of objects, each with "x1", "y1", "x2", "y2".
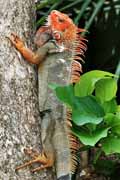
[
  {"x1": 35, "y1": 0, "x2": 120, "y2": 30},
  {"x1": 94, "y1": 159, "x2": 118, "y2": 177},
  {"x1": 50, "y1": 70, "x2": 120, "y2": 156}
]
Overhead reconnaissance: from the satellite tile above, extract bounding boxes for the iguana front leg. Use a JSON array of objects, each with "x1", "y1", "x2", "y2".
[{"x1": 9, "y1": 33, "x2": 60, "y2": 65}]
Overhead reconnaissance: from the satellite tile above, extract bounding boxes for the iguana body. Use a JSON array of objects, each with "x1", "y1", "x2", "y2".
[{"x1": 9, "y1": 10, "x2": 87, "y2": 179}]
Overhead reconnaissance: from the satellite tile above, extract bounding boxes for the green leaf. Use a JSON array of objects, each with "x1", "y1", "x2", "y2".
[
  {"x1": 104, "y1": 113, "x2": 120, "y2": 135},
  {"x1": 102, "y1": 98, "x2": 117, "y2": 113},
  {"x1": 74, "y1": 0, "x2": 91, "y2": 25},
  {"x1": 60, "y1": 0, "x2": 83, "y2": 11},
  {"x1": 72, "y1": 95, "x2": 105, "y2": 126},
  {"x1": 95, "y1": 78, "x2": 117, "y2": 102},
  {"x1": 73, "y1": 110, "x2": 103, "y2": 126},
  {"x1": 50, "y1": 84, "x2": 105, "y2": 126},
  {"x1": 50, "y1": 84, "x2": 74, "y2": 106},
  {"x1": 104, "y1": 113, "x2": 115, "y2": 125},
  {"x1": 72, "y1": 127, "x2": 109, "y2": 146},
  {"x1": 84, "y1": 0, "x2": 105, "y2": 32},
  {"x1": 117, "y1": 105, "x2": 120, "y2": 112},
  {"x1": 75, "y1": 70, "x2": 115, "y2": 97},
  {"x1": 102, "y1": 136, "x2": 120, "y2": 155}
]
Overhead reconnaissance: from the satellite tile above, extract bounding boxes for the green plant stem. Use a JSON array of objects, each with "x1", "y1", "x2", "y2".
[
  {"x1": 82, "y1": 0, "x2": 105, "y2": 36},
  {"x1": 74, "y1": 0, "x2": 91, "y2": 25},
  {"x1": 60, "y1": 0, "x2": 83, "y2": 11},
  {"x1": 36, "y1": 1, "x2": 62, "y2": 26},
  {"x1": 79, "y1": 145, "x2": 91, "y2": 152},
  {"x1": 115, "y1": 60, "x2": 120, "y2": 82},
  {"x1": 93, "y1": 148, "x2": 102, "y2": 164},
  {"x1": 36, "y1": 0, "x2": 58, "y2": 10}
]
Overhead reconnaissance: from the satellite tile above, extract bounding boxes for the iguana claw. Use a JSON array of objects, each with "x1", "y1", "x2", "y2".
[
  {"x1": 8, "y1": 33, "x2": 24, "y2": 49},
  {"x1": 15, "y1": 148, "x2": 53, "y2": 172}
]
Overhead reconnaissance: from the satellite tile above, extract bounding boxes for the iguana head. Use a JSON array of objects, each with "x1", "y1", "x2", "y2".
[
  {"x1": 35, "y1": 10, "x2": 85, "y2": 49},
  {"x1": 47, "y1": 10, "x2": 85, "y2": 48},
  {"x1": 34, "y1": 11, "x2": 75, "y2": 47},
  {"x1": 48, "y1": 10, "x2": 74, "y2": 31},
  {"x1": 47, "y1": 10, "x2": 77, "y2": 46}
]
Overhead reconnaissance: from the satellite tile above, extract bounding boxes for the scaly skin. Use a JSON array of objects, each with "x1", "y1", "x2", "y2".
[
  {"x1": 48, "y1": 10, "x2": 87, "y2": 175},
  {"x1": 9, "y1": 10, "x2": 87, "y2": 180}
]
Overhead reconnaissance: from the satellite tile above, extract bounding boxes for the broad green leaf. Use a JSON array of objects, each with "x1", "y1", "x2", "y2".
[
  {"x1": 53, "y1": 84, "x2": 74, "y2": 106},
  {"x1": 55, "y1": 85, "x2": 74, "y2": 106},
  {"x1": 95, "y1": 78, "x2": 117, "y2": 102},
  {"x1": 72, "y1": 127, "x2": 109, "y2": 146},
  {"x1": 104, "y1": 113, "x2": 115, "y2": 125},
  {"x1": 72, "y1": 110, "x2": 103, "y2": 126},
  {"x1": 86, "y1": 123, "x2": 97, "y2": 132},
  {"x1": 102, "y1": 98, "x2": 117, "y2": 113},
  {"x1": 102, "y1": 136, "x2": 120, "y2": 155},
  {"x1": 75, "y1": 70, "x2": 115, "y2": 97},
  {"x1": 115, "y1": 112, "x2": 120, "y2": 134},
  {"x1": 117, "y1": 105, "x2": 120, "y2": 112},
  {"x1": 51, "y1": 84, "x2": 105, "y2": 126},
  {"x1": 116, "y1": 111, "x2": 120, "y2": 118},
  {"x1": 104, "y1": 113, "x2": 120, "y2": 135},
  {"x1": 72, "y1": 96, "x2": 105, "y2": 126}
]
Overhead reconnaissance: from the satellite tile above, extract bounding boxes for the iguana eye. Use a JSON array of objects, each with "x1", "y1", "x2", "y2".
[{"x1": 58, "y1": 18, "x2": 65, "y2": 23}]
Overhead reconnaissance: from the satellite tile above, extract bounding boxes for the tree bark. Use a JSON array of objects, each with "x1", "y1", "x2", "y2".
[{"x1": 0, "y1": 0, "x2": 54, "y2": 179}]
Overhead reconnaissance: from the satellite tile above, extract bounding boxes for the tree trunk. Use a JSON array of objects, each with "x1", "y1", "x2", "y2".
[{"x1": 0, "y1": 0, "x2": 54, "y2": 179}]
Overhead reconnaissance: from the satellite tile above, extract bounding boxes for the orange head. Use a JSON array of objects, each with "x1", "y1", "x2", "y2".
[
  {"x1": 49, "y1": 10, "x2": 74, "y2": 31},
  {"x1": 47, "y1": 10, "x2": 77, "y2": 46}
]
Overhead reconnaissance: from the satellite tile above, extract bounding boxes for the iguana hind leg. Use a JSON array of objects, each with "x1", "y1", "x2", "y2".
[{"x1": 15, "y1": 148, "x2": 54, "y2": 172}]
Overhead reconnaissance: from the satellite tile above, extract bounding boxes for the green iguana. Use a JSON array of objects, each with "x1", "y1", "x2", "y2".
[{"x1": 9, "y1": 10, "x2": 87, "y2": 180}]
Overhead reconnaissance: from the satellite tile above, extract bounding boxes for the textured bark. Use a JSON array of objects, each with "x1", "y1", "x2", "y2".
[{"x1": 0, "y1": 0, "x2": 54, "y2": 179}]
